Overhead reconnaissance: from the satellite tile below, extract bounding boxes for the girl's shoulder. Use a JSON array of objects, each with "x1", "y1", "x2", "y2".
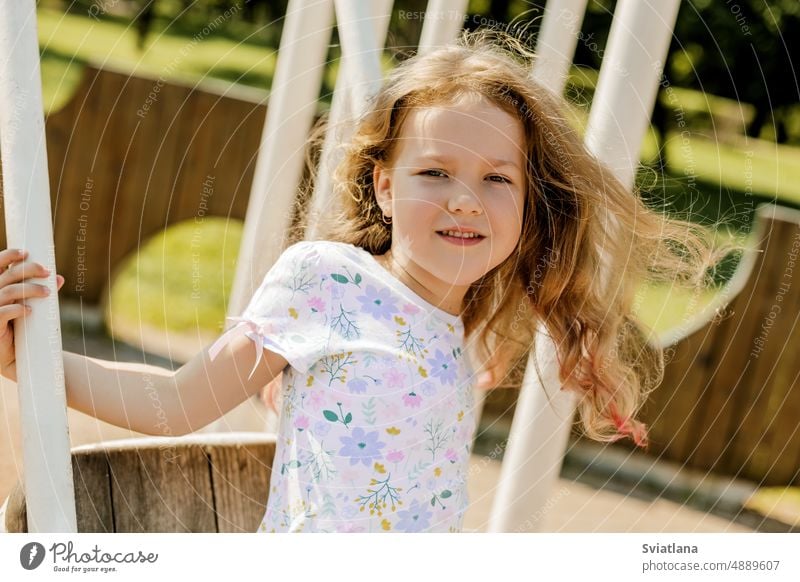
[{"x1": 280, "y1": 240, "x2": 371, "y2": 268}]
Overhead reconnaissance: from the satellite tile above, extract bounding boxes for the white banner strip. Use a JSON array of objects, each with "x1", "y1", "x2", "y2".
[{"x1": 2, "y1": 533, "x2": 798, "y2": 580}]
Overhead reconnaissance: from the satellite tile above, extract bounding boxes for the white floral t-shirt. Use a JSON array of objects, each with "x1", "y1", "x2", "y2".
[{"x1": 209, "y1": 240, "x2": 477, "y2": 532}]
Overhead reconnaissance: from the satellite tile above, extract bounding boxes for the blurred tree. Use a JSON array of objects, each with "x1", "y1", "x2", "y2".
[
  {"x1": 670, "y1": 0, "x2": 800, "y2": 144},
  {"x1": 135, "y1": 0, "x2": 158, "y2": 50}
]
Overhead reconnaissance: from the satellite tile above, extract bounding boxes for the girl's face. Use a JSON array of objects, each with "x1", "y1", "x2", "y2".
[{"x1": 373, "y1": 95, "x2": 527, "y2": 315}]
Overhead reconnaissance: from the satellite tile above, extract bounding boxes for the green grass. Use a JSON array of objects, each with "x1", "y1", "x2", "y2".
[
  {"x1": 743, "y1": 487, "x2": 800, "y2": 527},
  {"x1": 37, "y1": 7, "x2": 278, "y2": 113},
  {"x1": 633, "y1": 283, "x2": 721, "y2": 337},
  {"x1": 108, "y1": 217, "x2": 242, "y2": 334},
  {"x1": 661, "y1": 133, "x2": 800, "y2": 205}
]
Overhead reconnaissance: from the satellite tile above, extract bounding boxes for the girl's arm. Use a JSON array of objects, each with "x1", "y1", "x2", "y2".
[{"x1": 62, "y1": 332, "x2": 289, "y2": 436}]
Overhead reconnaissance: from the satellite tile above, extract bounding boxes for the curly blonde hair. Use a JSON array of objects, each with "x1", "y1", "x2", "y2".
[{"x1": 268, "y1": 29, "x2": 738, "y2": 449}]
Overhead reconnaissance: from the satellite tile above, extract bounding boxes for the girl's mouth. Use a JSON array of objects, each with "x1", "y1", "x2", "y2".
[{"x1": 436, "y1": 231, "x2": 486, "y2": 246}]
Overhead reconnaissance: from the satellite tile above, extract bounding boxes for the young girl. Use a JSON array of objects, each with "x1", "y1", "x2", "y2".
[{"x1": 0, "y1": 30, "x2": 733, "y2": 533}]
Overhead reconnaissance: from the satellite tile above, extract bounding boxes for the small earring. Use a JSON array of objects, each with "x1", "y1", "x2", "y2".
[{"x1": 381, "y1": 213, "x2": 392, "y2": 225}]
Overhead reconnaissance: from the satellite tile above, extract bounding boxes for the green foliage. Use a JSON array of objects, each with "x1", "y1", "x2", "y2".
[{"x1": 108, "y1": 217, "x2": 242, "y2": 334}]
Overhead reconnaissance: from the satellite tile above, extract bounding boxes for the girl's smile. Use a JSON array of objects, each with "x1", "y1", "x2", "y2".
[
  {"x1": 373, "y1": 94, "x2": 526, "y2": 316},
  {"x1": 436, "y1": 231, "x2": 486, "y2": 246}
]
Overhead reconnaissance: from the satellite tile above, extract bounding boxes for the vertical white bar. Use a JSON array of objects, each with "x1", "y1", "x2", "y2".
[
  {"x1": 206, "y1": 0, "x2": 335, "y2": 432},
  {"x1": 418, "y1": 0, "x2": 468, "y2": 54},
  {"x1": 0, "y1": 0, "x2": 76, "y2": 532},
  {"x1": 531, "y1": 0, "x2": 589, "y2": 94},
  {"x1": 488, "y1": 0, "x2": 681, "y2": 532},
  {"x1": 585, "y1": 0, "x2": 682, "y2": 185},
  {"x1": 305, "y1": 0, "x2": 393, "y2": 240},
  {"x1": 332, "y1": 0, "x2": 385, "y2": 110}
]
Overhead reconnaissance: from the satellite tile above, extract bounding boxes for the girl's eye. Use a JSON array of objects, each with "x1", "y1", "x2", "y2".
[
  {"x1": 421, "y1": 169, "x2": 447, "y2": 178},
  {"x1": 488, "y1": 175, "x2": 511, "y2": 184}
]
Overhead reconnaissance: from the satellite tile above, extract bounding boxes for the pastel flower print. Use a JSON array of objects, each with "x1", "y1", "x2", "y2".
[
  {"x1": 341, "y1": 467, "x2": 361, "y2": 482},
  {"x1": 329, "y1": 281, "x2": 344, "y2": 300},
  {"x1": 445, "y1": 448, "x2": 458, "y2": 463},
  {"x1": 308, "y1": 296, "x2": 326, "y2": 313},
  {"x1": 339, "y1": 427, "x2": 386, "y2": 466},
  {"x1": 383, "y1": 367, "x2": 406, "y2": 389},
  {"x1": 427, "y1": 349, "x2": 458, "y2": 386},
  {"x1": 357, "y1": 284, "x2": 399, "y2": 320},
  {"x1": 402, "y1": 303, "x2": 420, "y2": 316},
  {"x1": 313, "y1": 420, "x2": 331, "y2": 437},
  {"x1": 395, "y1": 498, "x2": 433, "y2": 532},
  {"x1": 420, "y1": 381, "x2": 437, "y2": 397},
  {"x1": 307, "y1": 390, "x2": 324, "y2": 412},
  {"x1": 341, "y1": 505, "x2": 358, "y2": 519},
  {"x1": 386, "y1": 449, "x2": 405, "y2": 463},
  {"x1": 383, "y1": 401, "x2": 402, "y2": 419},
  {"x1": 294, "y1": 415, "x2": 310, "y2": 432},
  {"x1": 402, "y1": 391, "x2": 422, "y2": 408},
  {"x1": 347, "y1": 378, "x2": 368, "y2": 394}
]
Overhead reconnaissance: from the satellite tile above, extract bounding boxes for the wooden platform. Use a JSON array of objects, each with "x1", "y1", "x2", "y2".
[{"x1": 4, "y1": 434, "x2": 275, "y2": 533}]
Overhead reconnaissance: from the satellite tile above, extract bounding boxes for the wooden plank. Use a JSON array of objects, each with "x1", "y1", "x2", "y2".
[
  {"x1": 108, "y1": 445, "x2": 217, "y2": 533},
  {"x1": 103, "y1": 71, "x2": 154, "y2": 278},
  {"x1": 72, "y1": 450, "x2": 114, "y2": 532},
  {"x1": 4, "y1": 67, "x2": 274, "y2": 303},
  {"x1": 710, "y1": 218, "x2": 796, "y2": 475},
  {"x1": 135, "y1": 81, "x2": 195, "y2": 249},
  {"x1": 227, "y1": 101, "x2": 267, "y2": 220},
  {"x1": 1, "y1": 454, "x2": 115, "y2": 533},
  {"x1": 687, "y1": 219, "x2": 779, "y2": 471},
  {"x1": 168, "y1": 90, "x2": 219, "y2": 225},
  {"x1": 204, "y1": 96, "x2": 237, "y2": 215},
  {"x1": 45, "y1": 78, "x2": 80, "y2": 270},
  {"x1": 223, "y1": 100, "x2": 267, "y2": 221},
  {"x1": 645, "y1": 317, "x2": 729, "y2": 459},
  {"x1": 206, "y1": 440, "x2": 275, "y2": 533},
  {"x1": 742, "y1": 228, "x2": 800, "y2": 483},
  {"x1": 50, "y1": 65, "x2": 117, "y2": 303}
]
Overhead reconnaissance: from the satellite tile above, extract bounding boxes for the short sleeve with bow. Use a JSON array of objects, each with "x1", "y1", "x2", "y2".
[{"x1": 208, "y1": 241, "x2": 332, "y2": 377}]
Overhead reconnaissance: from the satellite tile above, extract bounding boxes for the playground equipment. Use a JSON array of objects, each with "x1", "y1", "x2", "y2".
[{"x1": 9, "y1": 0, "x2": 790, "y2": 534}]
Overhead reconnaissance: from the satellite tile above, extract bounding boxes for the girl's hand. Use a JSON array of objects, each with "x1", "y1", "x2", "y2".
[{"x1": 0, "y1": 249, "x2": 65, "y2": 382}]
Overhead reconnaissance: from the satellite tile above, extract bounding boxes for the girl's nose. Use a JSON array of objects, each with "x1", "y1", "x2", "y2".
[{"x1": 446, "y1": 186, "x2": 482, "y2": 215}]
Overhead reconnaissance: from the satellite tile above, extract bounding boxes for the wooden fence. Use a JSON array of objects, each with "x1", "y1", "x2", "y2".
[
  {"x1": 636, "y1": 205, "x2": 800, "y2": 486},
  {"x1": 483, "y1": 205, "x2": 800, "y2": 486},
  {"x1": 0, "y1": 62, "x2": 270, "y2": 303}
]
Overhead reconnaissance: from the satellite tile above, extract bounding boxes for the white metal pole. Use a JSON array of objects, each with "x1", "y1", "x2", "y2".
[
  {"x1": 332, "y1": 0, "x2": 385, "y2": 112},
  {"x1": 584, "y1": 0, "x2": 682, "y2": 186},
  {"x1": 305, "y1": 0, "x2": 393, "y2": 240},
  {"x1": 530, "y1": 0, "x2": 588, "y2": 95},
  {"x1": 488, "y1": 0, "x2": 681, "y2": 532},
  {"x1": 205, "y1": 0, "x2": 335, "y2": 433},
  {"x1": 417, "y1": 0, "x2": 469, "y2": 54},
  {"x1": 0, "y1": 0, "x2": 76, "y2": 532}
]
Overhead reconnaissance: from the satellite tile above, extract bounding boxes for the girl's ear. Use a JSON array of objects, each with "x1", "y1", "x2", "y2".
[{"x1": 372, "y1": 164, "x2": 392, "y2": 216}]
